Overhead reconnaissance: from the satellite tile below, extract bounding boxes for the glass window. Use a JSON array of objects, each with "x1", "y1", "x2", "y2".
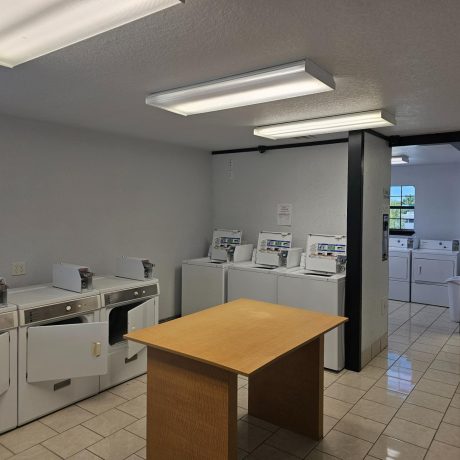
[{"x1": 390, "y1": 185, "x2": 415, "y2": 234}]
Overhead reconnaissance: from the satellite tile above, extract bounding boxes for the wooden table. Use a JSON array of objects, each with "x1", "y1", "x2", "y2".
[{"x1": 125, "y1": 299, "x2": 347, "y2": 460}]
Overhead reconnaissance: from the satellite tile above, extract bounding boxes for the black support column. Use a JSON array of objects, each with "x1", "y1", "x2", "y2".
[{"x1": 345, "y1": 131, "x2": 365, "y2": 371}]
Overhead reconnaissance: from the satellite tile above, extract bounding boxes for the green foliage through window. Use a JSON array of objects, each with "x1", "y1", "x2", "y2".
[{"x1": 390, "y1": 185, "x2": 415, "y2": 231}]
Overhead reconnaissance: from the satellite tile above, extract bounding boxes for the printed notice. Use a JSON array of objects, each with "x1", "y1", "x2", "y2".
[{"x1": 277, "y1": 203, "x2": 292, "y2": 226}]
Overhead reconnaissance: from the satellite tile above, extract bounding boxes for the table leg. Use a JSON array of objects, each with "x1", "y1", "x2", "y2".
[
  {"x1": 146, "y1": 348, "x2": 237, "y2": 460},
  {"x1": 248, "y1": 336, "x2": 324, "y2": 439}
]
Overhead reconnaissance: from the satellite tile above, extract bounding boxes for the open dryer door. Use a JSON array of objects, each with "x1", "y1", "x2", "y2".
[
  {"x1": 126, "y1": 298, "x2": 157, "y2": 359},
  {"x1": 0, "y1": 332, "x2": 9, "y2": 395},
  {"x1": 27, "y1": 322, "x2": 108, "y2": 383}
]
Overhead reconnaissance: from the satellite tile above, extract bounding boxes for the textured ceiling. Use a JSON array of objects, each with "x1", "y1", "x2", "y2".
[
  {"x1": 392, "y1": 144, "x2": 460, "y2": 166},
  {"x1": 0, "y1": 0, "x2": 459, "y2": 151}
]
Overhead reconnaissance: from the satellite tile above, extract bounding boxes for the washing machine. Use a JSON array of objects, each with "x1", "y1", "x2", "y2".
[
  {"x1": 389, "y1": 237, "x2": 418, "y2": 302},
  {"x1": 227, "y1": 231, "x2": 301, "y2": 303},
  {"x1": 412, "y1": 240, "x2": 460, "y2": 307},
  {"x1": 0, "y1": 303, "x2": 18, "y2": 434},
  {"x1": 277, "y1": 234, "x2": 347, "y2": 371},
  {"x1": 9, "y1": 285, "x2": 108, "y2": 425},
  {"x1": 182, "y1": 229, "x2": 253, "y2": 315},
  {"x1": 93, "y1": 276, "x2": 159, "y2": 391}
]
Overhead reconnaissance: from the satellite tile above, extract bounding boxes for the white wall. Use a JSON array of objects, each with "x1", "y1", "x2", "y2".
[
  {"x1": 212, "y1": 143, "x2": 348, "y2": 247},
  {"x1": 0, "y1": 114, "x2": 212, "y2": 319},
  {"x1": 361, "y1": 133, "x2": 391, "y2": 365},
  {"x1": 391, "y1": 163, "x2": 460, "y2": 240}
]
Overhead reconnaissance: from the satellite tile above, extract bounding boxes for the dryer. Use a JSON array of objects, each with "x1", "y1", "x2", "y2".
[
  {"x1": 9, "y1": 285, "x2": 108, "y2": 425},
  {"x1": 411, "y1": 239, "x2": 460, "y2": 307},
  {"x1": 0, "y1": 303, "x2": 18, "y2": 434},
  {"x1": 93, "y1": 276, "x2": 159, "y2": 391},
  {"x1": 389, "y1": 237, "x2": 418, "y2": 302}
]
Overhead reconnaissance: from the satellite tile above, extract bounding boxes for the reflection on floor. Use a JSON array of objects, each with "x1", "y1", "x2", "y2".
[{"x1": 0, "y1": 301, "x2": 459, "y2": 459}]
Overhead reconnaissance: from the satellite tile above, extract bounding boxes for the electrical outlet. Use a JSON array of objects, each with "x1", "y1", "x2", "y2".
[{"x1": 12, "y1": 261, "x2": 26, "y2": 276}]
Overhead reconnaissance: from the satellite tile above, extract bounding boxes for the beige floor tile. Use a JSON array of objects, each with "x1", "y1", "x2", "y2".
[
  {"x1": 324, "y1": 383, "x2": 365, "y2": 404},
  {"x1": 430, "y1": 359, "x2": 460, "y2": 375},
  {"x1": 350, "y1": 399, "x2": 397, "y2": 424},
  {"x1": 406, "y1": 345, "x2": 439, "y2": 359},
  {"x1": 437, "y1": 351, "x2": 460, "y2": 364},
  {"x1": 0, "y1": 422, "x2": 57, "y2": 454},
  {"x1": 116, "y1": 394, "x2": 147, "y2": 419},
  {"x1": 368, "y1": 357, "x2": 396, "y2": 370},
  {"x1": 363, "y1": 386, "x2": 407, "y2": 408},
  {"x1": 334, "y1": 413, "x2": 385, "y2": 443},
  {"x1": 42, "y1": 425, "x2": 102, "y2": 458},
  {"x1": 242, "y1": 415, "x2": 278, "y2": 433},
  {"x1": 238, "y1": 387, "x2": 249, "y2": 410},
  {"x1": 450, "y1": 394, "x2": 460, "y2": 409},
  {"x1": 358, "y1": 365, "x2": 386, "y2": 380},
  {"x1": 317, "y1": 430, "x2": 372, "y2": 460},
  {"x1": 387, "y1": 341, "x2": 409, "y2": 353},
  {"x1": 67, "y1": 450, "x2": 102, "y2": 460},
  {"x1": 383, "y1": 417, "x2": 435, "y2": 448},
  {"x1": 386, "y1": 366, "x2": 424, "y2": 383},
  {"x1": 108, "y1": 380, "x2": 146, "y2": 400},
  {"x1": 238, "y1": 406, "x2": 248, "y2": 419},
  {"x1": 369, "y1": 435, "x2": 426, "y2": 459},
  {"x1": 247, "y1": 443, "x2": 298, "y2": 459},
  {"x1": 443, "y1": 344, "x2": 460, "y2": 354},
  {"x1": 135, "y1": 447, "x2": 145, "y2": 459},
  {"x1": 88, "y1": 429, "x2": 145, "y2": 460},
  {"x1": 406, "y1": 389, "x2": 451, "y2": 412},
  {"x1": 323, "y1": 415, "x2": 339, "y2": 436},
  {"x1": 135, "y1": 374, "x2": 147, "y2": 384},
  {"x1": 82, "y1": 408, "x2": 137, "y2": 437},
  {"x1": 238, "y1": 448, "x2": 248, "y2": 460},
  {"x1": 125, "y1": 418, "x2": 146, "y2": 439},
  {"x1": 375, "y1": 375, "x2": 415, "y2": 394},
  {"x1": 305, "y1": 450, "x2": 340, "y2": 459},
  {"x1": 0, "y1": 444, "x2": 12, "y2": 460},
  {"x1": 425, "y1": 440, "x2": 460, "y2": 460},
  {"x1": 396, "y1": 402, "x2": 443, "y2": 429},
  {"x1": 7, "y1": 445, "x2": 61, "y2": 460},
  {"x1": 323, "y1": 396, "x2": 353, "y2": 419},
  {"x1": 40, "y1": 405, "x2": 94, "y2": 433},
  {"x1": 415, "y1": 377, "x2": 457, "y2": 398},
  {"x1": 265, "y1": 428, "x2": 317, "y2": 458},
  {"x1": 393, "y1": 356, "x2": 430, "y2": 372},
  {"x1": 77, "y1": 392, "x2": 126, "y2": 415},
  {"x1": 336, "y1": 372, "x2": 376, "y2": 391},
  {"x1": 377, "y1": 350, "x2": 401, "y2": 361},
  {"x1": 444, "y1": 407, "x2": 460, "y2": 427},
  {"x1": 435, "y1": 422, "x2": 460, "y2": 448},
  {"x1": 423, "y1": 368, "x2": 460, "y2": 386},
  {"x1": 237, "y1": 420, "x2": 272, "y2": 453}
]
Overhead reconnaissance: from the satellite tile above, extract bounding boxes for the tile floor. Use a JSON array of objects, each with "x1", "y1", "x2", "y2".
[{"x1": 1, "y1": 301, "x2": 460, "y2": 459}]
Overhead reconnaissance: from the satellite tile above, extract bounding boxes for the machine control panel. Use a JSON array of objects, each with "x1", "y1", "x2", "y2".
[
  {"x1": 255, "y1": 231, "x2": 292, "y2": 267},
  {"x1": 210, "y1": 229, "x2": 242, "y2": 262},
  {"x1": 22, "y1": 295, "x2": 100, "y2": 325},
  {"x1": 0, "y1": 310, "x2": 18, "y2": 332},
  {"x1": 116, "y1": 256, "x2": 155, "y2": 281},
  {"x1": 104, "y1": 283, "x2": 159, "y2": 306},
  {"x1": 305, "y1": 234, "x2": 347, "y2": 274},
  {"x1": 53, "y1": 263, "x2": 94, "y2": 293},
  {"x1": 389, "y1": 237, "x2": 418, "y2": 249},
  {"x1": 419, "y1": 239, "x2": 460, "y2": 251},
  {"x1": 0, "y1": 277, "x2": 7, "y2": 305}
]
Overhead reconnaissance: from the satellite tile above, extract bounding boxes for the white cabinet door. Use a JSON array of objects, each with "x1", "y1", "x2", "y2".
[
  {"x1": 389, "y1": 256, "x2": 409, "y2": 281},
  {"x1": 0, "y1": 332, "x2": 9, "y2": 395},
  {"x1": 126, "y1": 298, "x2": 158, "y2": 359},
  {"x1": 413, "y1": 258, "x2": 455, "y2": 283},
  {"x1": 27, "y1": 322, "x2": 108, "y2": 383}
]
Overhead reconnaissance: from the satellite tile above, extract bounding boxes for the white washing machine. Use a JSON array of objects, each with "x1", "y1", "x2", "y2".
[
  {"x1": 227, "y1": 231, "x2": 301, "y2": 303},
  {"x1": 412, "y1": 240, "x2": 460, "y2": 307},
  {"x1": 93, "y1": 276, "x2": 159, "y2": 391},
  {"x1": 277, "y1": 234, "x2": 347, "y2": 371},
  {"x1": 0, "y1": 303, "x2": 18, "y2": 434},
  {"x1": 389, "y1": 237, "x2": 418, "y2": 302},
  {"x1": 9, "y1": 285, "x2": 108, "y2": 425}
]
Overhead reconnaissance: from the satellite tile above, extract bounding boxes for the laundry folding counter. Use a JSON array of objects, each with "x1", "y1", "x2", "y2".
[{"x1": 125, "y1": 298, "x2": 347, "y2": 460}]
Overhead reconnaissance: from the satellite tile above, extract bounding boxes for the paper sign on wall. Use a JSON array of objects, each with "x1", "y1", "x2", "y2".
[{"x1": 277, "y1": 204, "x2": 292, "y2": 226}]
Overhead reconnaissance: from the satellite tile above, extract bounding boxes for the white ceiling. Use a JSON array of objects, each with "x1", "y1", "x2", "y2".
[
  {"x1": 0, "y1": 0, "x2": 460, "y2": 151},
  {"x1": 392, "y1": 144, "x2": 460, "y2": 166}
]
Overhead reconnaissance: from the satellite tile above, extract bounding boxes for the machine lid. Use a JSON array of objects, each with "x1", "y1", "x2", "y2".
[{"x1": 92, "y1": 275, "x2": 159, "y2": 293}]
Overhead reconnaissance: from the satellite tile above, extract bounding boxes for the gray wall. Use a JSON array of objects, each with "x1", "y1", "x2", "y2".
[
  {"x1": 361, "y1": 133, "x2": 391, "y2": 366},
  {"x1": 0, "y1": 114, "x2": 212, "y2": 319},
  {"x1": 212, "y1": 143, "x2": 348, "y2": 248},
  {"x1": 391, "y1": 163, "x2": 460, "y2": 241}
]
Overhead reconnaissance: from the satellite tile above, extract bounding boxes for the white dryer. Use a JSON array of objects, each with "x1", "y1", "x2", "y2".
[
  {"x1": 0, "y1": 304, "x2": 18, "y2": 434},
  {"x1": 9, "y1": 285, "x2": 108, "y2": 425},
  {"x1": 93, "y1": 276, "x2": 159, "y2": 391},
  {"x1": 277, "y1": 234, "x2": 347, "y2": 371},
  {"x1": 389, "y1": 237, "x2": 418, "y2": 302},
  {"x1": 412, "y1": 240, "x2": 460, "y2": 307}
]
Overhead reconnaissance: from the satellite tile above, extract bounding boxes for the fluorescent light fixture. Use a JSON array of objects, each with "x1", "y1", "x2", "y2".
[
  {"x1": 254, "y1": 110, "x2": 395, "y2": 139},
  {"x1": 392, "y1": 155, "x2": 409, "y2": 165},
  {"x1": 0, "y1": 0, "x2": 184, "y2": 68},
  {"x1": 145, "y1": 59, "x2": 335, "y2": 115}
]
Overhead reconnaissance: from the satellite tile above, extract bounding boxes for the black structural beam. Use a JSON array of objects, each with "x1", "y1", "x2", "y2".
[
  {"x1": 345, "y1": 130, "x2": 364, "y2": 372},
  {"x1": 390, "y1": 130, "x2": 460, "y2": 147}
]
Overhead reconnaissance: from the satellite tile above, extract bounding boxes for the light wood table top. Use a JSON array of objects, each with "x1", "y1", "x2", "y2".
[{"x1": 125, "y1": 298, "x2": 347, "y2": 376}]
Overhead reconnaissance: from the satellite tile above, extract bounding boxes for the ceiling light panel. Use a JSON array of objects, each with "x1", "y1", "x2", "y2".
[
  {"x1": 254, "y1": 110, "x2": 395, "y2": 139},
  {"x1": 0, "y1": 0, "x2": 183, "y2": 68},
  {"x1": 145, "y1": 59, "x2": 335, "y2": 115},
  {"x1": 391, "y1": 155, "x2": 409, "y2": 165}
]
